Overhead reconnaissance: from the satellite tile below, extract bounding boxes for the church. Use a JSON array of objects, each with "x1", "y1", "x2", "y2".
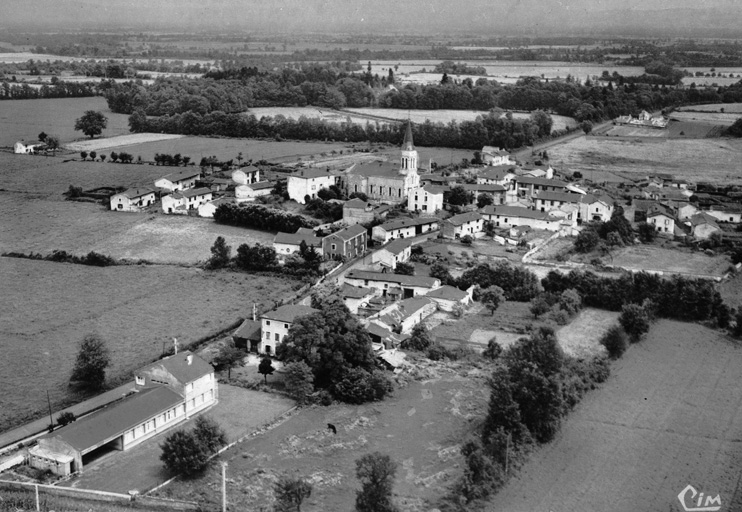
[{"x1": 344, "y1": 123, "x2": 420, "y2": 204}]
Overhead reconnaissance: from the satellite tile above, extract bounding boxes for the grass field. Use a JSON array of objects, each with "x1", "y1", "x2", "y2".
[
  {"x1": 152, "y1": 360, "x2": 491, "y2": 511},
  {"x1": 556, "y1": 308, "x2": 616, "y2": 357},
  {"x1": 487, "y1": 320, "x2": 742, "y2": 512},
  {"x1": 670, "y1": 111, "x2": 741, "y2": 126},
  {"x1": 608, "y1": 245, "x2": 730, "y2": 277},
  {"x1": 65, "y1": 133, "x2": 185, "y2": 152},
  {"x1": 677, "y1": 103, "x2": 742, "y2": 113},
  {"x1": 0, "y1": 96, "x2": 131, "y2": 147},
  {"x1": 0, "y1": 257, "x2": 298, "y2": 432},
  {"x1": 547, "y1": 136, "x2": 742, "y2": 185},
  {"x1": 248, "y1": 106, "x2": 379, "y2": 126}
]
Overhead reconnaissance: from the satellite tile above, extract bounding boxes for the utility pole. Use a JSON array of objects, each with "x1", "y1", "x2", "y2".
[
  {"x1": 46, "y1": 390, "x2": 53, "y2": 429},
  {"x1": 505, "y1": 433, "x2": 511, "y2": 476},
  {"x1": 221, "y1": 462, "x2": 228, "y2": 512}
]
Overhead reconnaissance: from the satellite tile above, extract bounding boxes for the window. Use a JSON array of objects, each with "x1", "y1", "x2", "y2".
[
  {"x1": 135, "y1": 375, "x2": 144, "y2": 386},
  {"x1": 284, "y1": 323, "x2": 288, "y2": 329},
  {"x1": 331, "y1": 243, "x2": 336, "y2": 250},
  {"x1": 275, "y1": 333, "x2": 280, "y2": 341},
  {"x1": 266, "y1": 320, "x2": 271, "y2": 325},
  {"x1": 265, "y1": 332, "x2": 270, "y2": 339}
]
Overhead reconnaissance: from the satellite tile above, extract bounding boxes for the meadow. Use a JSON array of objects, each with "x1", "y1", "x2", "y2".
[
  {"x1": 0, "y1": 257, "x2": 298, "y2": 432},
  {"x1": 547, "y1": 136, "x2": 742, "y2": 185},
  {"x1": 487, "y1": 320, "x2": 742, "y2": 512},
  {"x1": 607, "y1": 245, "x2": 730, "y2": 278},
  {"x1": 247, "y1": 106, "x2": 377, "y2": 126},
  {"x1": 0, "y1": 96, "x2": 131, "y2": 147},
  {"x1": 677, "y1": 102, "x2": 742, "y2": 113}
]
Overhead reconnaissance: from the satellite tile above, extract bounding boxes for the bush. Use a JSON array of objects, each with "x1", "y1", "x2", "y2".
[
  {"x1": 160, "y1": 416, "x2": 226, "y2": 476},
  {"x1": 56, "y1": 411, "x2": 75, "y2": 427},
  {"x1": 482, "y1": 338, "x2": 502, "y2": 360},
  {"x1": 574, "y1": 229, "x2": 600, "y2": 253},
  {"x1": 426, "y1": 343, "x2": 453, "y2": 361},
  {"x1": 600, "y1": 325, "x2": 629, "y2": 359},
  {"x1": 331, "y1": 368, "x2": 392, "y2": 404},
  {"x1": 283, "y1": 362, "x2": 315, "y2": 405},
  {"x1": 401, "y1": 324, "x2": 432, "y2": 351},
  {"x1": 461, "y1": 235, "x2": 473, "y2": 245},
  {"x1": 619, "y1": 303, "x2": 651, "y2": 343}
]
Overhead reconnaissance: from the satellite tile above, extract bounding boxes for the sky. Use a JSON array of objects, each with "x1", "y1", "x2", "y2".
[{"x1": 2, "y1": 0, "x2": 740, "y2": 36}]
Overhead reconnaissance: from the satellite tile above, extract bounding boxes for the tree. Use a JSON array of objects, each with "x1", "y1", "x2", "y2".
[
  {"x1": 192, "y1": 415, "x2": 227, "y2": 454},
  {"x1": 99, "y1": 154, "x2": 106, "y2": 162},
  {"x1": 212, "y1": 344, "x2": 244, "y2": 379},
  {"x1": 401, "y1": 324, "x2": 432, "y2": 351},
  {"x1": 259, "y1": 356, "x2": 276, "y2": 384},
  {"x1": 274, "y1": 476, "x2": 312, "y2": 512},
  {"x1": 580, "y1": 120, "x2": 593, "y2": 135},
  {"x1": 45, "y1": 134, "x2": 60, "y2": 156},
  {"x1": 482, "y1": 338, "x2": 502, "y2": 360},
  {"x1": 38, "y1": 131, "x2": 47, "y2": 142},
  {"x1": 600, "y1": 324, "x2": 628, "y2": 359},
  {"x1": 283, "y1": 361, "x2": 315, "y2": 404},
  {"x1": 56, "y1": 411, "x2": 76, "y2": 427},
  {"x1": 80, "y1": 151, "x2": 88, "y2": 161},
  {"x1": 619, "y1": 303, "x2": 651, "y2": 343},
  {"x1": 429, "y1": 262, "x2": 453, "y2": 285},
  {"x1": 458, "y1": 437, "x2": 504, "y2": 502},
  {"x1": 74, "y1": 110, "x2": 108, "y2": 139},
  {"x1": 574, "y1": 228, "x2": 600, "y2": 253},
  {"x1": 637, "y1": 222, "x2": 656, "y2": 243},
  {"x1": 529, "y1": 295, "x2": 551, "y2": 318},
  {"x1": 476, "y1": 193, "x2": 494, "y2": 209},
  {"x1": 446, "y1": 185, "x2": 474, "y2": 206},
  {"x1": 393, "y1": 262, "x2": 415, "y2": 275},
  {"x1": 481, "y1": 286, "x2": 505, "y2": 315},
  {"x1": 89, "y1": 150, "x2": 97, "y2": 161},
  {"x1": 558, "y1": 289, "x2": 581, "y2": 316},
  {"x1": 110, "y1": 151, "x2": 119, "y2": 163},
  {"x1": 160, "y1": 416, "x2": 226, "y2": 476},
  {"x1": 355, "y1": 452, "x2": 399, "y2": 512},
  {"x1": 207, "y1": 236, "x2": 231, "y2": 269},
  {"x1": 728, "y1": 118, "x2": 742, "y2": 137},
  {"x1": 70, "y1": 335, "x2": 110, "y2": 390}
]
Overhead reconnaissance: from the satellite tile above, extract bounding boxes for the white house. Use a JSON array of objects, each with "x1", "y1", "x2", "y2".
[
  {"x1": 273, "y1": 228, "x2": 322, "y2": 257},
  {"x1": 706, "y1": 207, "x2": 742, "y2": 223},
  {"x1": 154, "y1": 170, "x2": 201, "y2": 192},
  {"x1": 110, "y1": 187, "x2": 156, "y2": 212},
  {"x1": 162, "y1": 187, "x2": 213, "y2": 214},
  {"x1": 340, "y1": 284, "x2": 378, "y2": 315},
  {"x1": 426, "y1": 285, "x2": 474, "y2": 312},
  {"x1": 513, "y1": 177, "x2": 568, "y2": 200},
  {"x1": 231, "y1": 166, "x2": 261, "y2": 185},
  {"x1": 441, "y1": 212, "x2": 484, "y2": 239},
  {"x1": 481, "y1": 205, "x2": 562, "y2": 231},
  {"x1": 481, "y1": 146, "x2": 515, "y2": 166},
  {"x1": 373, "y1": 238, "x2": 413, "y2": 270},
  {"x1": 689, "y1": 213, "x2": 722, "y2": 240},
  {"x1": 235, "y1": 181, "x2": 274, "y2": 202},
  {"x1": 371, "y1": 217, "x2": 440, "y2": 243},
  {"x1": 580, "y1": 194, "x2": 614, "y2": 222},
  {"x1": 344, "y1": 270, "x2": 441, "y2": 299},
  {"x1": 647, "y1": 207, "x2": 676, "y2": 235},
  {"x1": 14, "y1": 141, "x2": 43, "y2": 154},
  {"x1": 368, "y1": 297, "x2": 437, "y2": 335},
  {"x1": 407, "y1": 185, "x2": 444, "y2": 214},
  {"x1": 198, "y1": 197, "x2": 234, "y2": 218},
  {"x1": 477, "y1": 165, "x2": 517, "y2": 187},
  {"x1": 287, "y1": 169, "x2": 340, "y2": 204},
  {"x1": 260, "y1": 305, "x2": 318, "y2": 354}
]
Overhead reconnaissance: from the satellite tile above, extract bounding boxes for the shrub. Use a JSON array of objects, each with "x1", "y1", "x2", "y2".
[
  {"x1": 600, "y1": 325, "x2": 629, "y2": 359},
  {"x1": 574, "y1": 229, "x2": 600, "y2": 253},
  {"x1": 331, "y1": 368, "x2": 392, "y2": 404},
  {"x1": 482, "y1": 338, "x2": 502, "y2": 360},
  {"x1": 56, "y1": 411, "x2": 76, "y2": 427},
  {"x1": 461, "y1": 235, "x2": 474, "y2": 245},
  {"x1": 619, "y1": 303, "x2": 651, "y2": 343},
  {"x1": 401, "y1": 324, "x2": 432, "y2": 351},
  {"x1": 160, "y1": 416, "x2": 226, "y2": 476},
  {"x1": 426, "y1": 343, "x2": 453, "y2": 361},
  {"x1": 283, "y1": 362, "x2": 315, "y2": 404}
]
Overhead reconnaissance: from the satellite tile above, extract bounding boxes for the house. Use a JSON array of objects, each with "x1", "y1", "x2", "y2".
[
  {"x1": 476, "y1": 165, "x2": 517, "y2": 187},
  {"x1": 647, "y1": 205, "x2": 676, "y2": 235},
  {"x1": 340, "y1": 283, "x2": 378, "y2": 315},
  {"x1": 201, "y1": 177, "x2": 233, "y2": 192},
  {"x1": 235, "y1": 181, "x2": 274, "y2": 202},
  {"x1": 689, "y1": 212, "x2": 722, "y2": 240},
  {"x1": 706, "y1": 206, "x2": 742, "y2": 223},
  {"x1": 260, "y1": 305, "x2": 318, "y2": 354},
  {"x1": 154, "y1": 170, "x2": 201, "y2": 192},
  {"x1": 198, "y1": 197, "x2": 234, "y2": 218},
  {"x1": 442, "y1": 212, "x2": 484, "y2": 239},
  {"x1": 344, "y1": 270, "x2": 441, "y2": 299},
  {"x1": 322, "y1": 224, "x2": 367, "y2": 260},
  {"x1": 426, "y1": 285, "x2": 473, "y2": 312},
  {"x1": 371, "y1": 217, "x2": 440, "y2": 243},
  {"x1": 520, "y1": 163, "x2": 554, "y2": 179},
  {"x1": 30, "y1": 351, "x2": 216, "y2": 476},
  {"x1": 373, "y1": 238, "x2": 413, "y2": 270},
  {"x1": 534, "y1": 192, "x2": 613, "y2": 222},
  {"x1": 581, "y1": 194, "x2": 614, "y2": 222},
  {"x1": 233, "y1": 319, "x2": 262, "y2": 352},
  {"x1": 161, "y1": 187, "x2": 213, "y2": 214},
  {"x1": 419, "y1": 174, "x2": 459, "y2": 187},
  {"x1": 273, "y1": 228, "x2": 323, "y2": 257},
  {"x1": 461, "y1": 184, "x2": 507, "y2": 205},
  {"x1": 407, "y1": 185, "x2": 445, "y2": 214},
  {"x1": 481, "y1": 205, "x2": 561, "y2": 231},
  {"x1": 513, "y1": 176, "x2": 568, "y2": 200},
  {"x1": 368, "y1": 297, "x2": 437, "y2": 334},
  {"x1": 14, "y1": 141, "x2": 43, "y2": 154},
  {"x1": 110, "y1": 187, "x2": 156, "y2": 212},
  {"x1": 481, "y1": 146, "x2": 515, "y2": 166},
  {"x1": 231, "y1": 166, "x2": 261, "y2": 185},
  {"x1": 287, "y1": 169, "x2": 340, "y2": 204},
  {"x1": 365, "y1": 322, "x2": 407, "y2": 349},
  {"x1": 534, "y1": 191, "x2": 584, "y2": 213},
  {"x1": 343, "y1": 198, "x2": 391, "y2": 225}
]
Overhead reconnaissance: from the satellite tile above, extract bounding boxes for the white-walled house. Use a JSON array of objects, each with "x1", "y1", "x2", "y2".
[
  {"x1": 368, "y1": 297, "x2": 437, "y2": 334},
  {"x1": 162, "y1": 187, "x2": 213, "y2": 214},
  {"x1": 477, "y1": 165, "x2": 517, "y2": 187},
  {"x1": 706, "y1": 207, "x2": 742, "y2": 223},
  {"x1": 371, "y1": 217, "x2": 440, "y2": 243},
  {"x1": 441, "y1": 212, "x2": 484, "y2": 239},
  {"x1": 14, "y1": 141, "x2": 43, "y2": 154},
  {"x1": 154, "y1": 170, "x2": 201, "y2": 192},
  {"x1": 232, "y1": 166, "x2": 261, "y2": 185},
  {"x1": 110, "y1": 187, "x2": 156, "y2": 212},
  {"x1": 344, "y1": 270, "x2": 440, "y2": 298},
  {"x1": 647, "y1": 208, "x2": 676, "y2": 235},
  {"x1": 287, "y1": 169, "x2": 340, "y2": 204},
  {"x1": 481, "y1": 205, "x2": 561, "y2": 231},
  {"x1": 340, "y1": 284, "x2": 378, "y2": 315},
  {"x1": 426, "y1": 285, "x2": 473, "y2": 312},
  {"x1": 373, "y1": 238, "x2": 413, "y2": 270},
  {"x1": 481, "y1": 146, "x2": 515, "y2": 166},
  {"x1": 260, "y1": 305, "x2": 318, "y2": 354},
  {"x1": 407, "y1": 185, "x2": 444, "y2": 214},
  {"x1": 198, "y1": 197, "x2": 234, "y2": 218},
  {"x1": 273, "y1": 228, "x2": 323, "y2": 257},
  {"x1": 689, "y1": 213, "x2": 722, "y2": 240},
  {"x1": 235, "y1": 181, "x2": 274, "y2": 202}
]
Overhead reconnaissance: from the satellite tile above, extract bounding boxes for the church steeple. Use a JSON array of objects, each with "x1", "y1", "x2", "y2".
[
  {"x1": 402, "y1": 121, "x2": 414, "y2": 151},
  {"x1": 400, "y1": 121, "x2": 418, "y2": 174}
]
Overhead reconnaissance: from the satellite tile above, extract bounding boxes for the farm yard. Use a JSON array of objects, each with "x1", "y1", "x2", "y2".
[
  {"x1": 0, "y1": 96, "x2": 131, "y2": 147},
  {"x1": 487, "y1": 320, "x2": 742, "y2": 512},
  {"x1": 547, "y1": 136, "x2": 742, "y2": 185},
  {"x1": 0, "y1": 256, "x2": 299, "y2": 433}
]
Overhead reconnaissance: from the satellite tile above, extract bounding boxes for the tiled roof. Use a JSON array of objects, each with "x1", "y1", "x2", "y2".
[
  {"x1": 330, "y1": 224, "x2": 367, "y2": 241},
  {"x1": 535, "y1": 191, "x2": 584, "y2": 203},
  {"x1": 346, "y1": 270, "x2": 439, "y2": 288},
  {"x1": 516, "y1": 176, "x2": 567, "y2": 187},
  {"x1": 382, "y1": 238, "x2": 412, "y2": 255},
  {"x1": 233, "y1": 319, "x2": 262, "y2": 341},
  {"x1": 462, "y1": 183, "x2": 506, "y2": 193},
  {"x1": 377, "y1": 217, "x2": 438, "y2": 231},
  {"x1": 291, "y1": 169, "x2": 337, "y2": 179},
  {"x1": 172, "y1": 187, "x2": 212, "y2": 199},
  {"x1": 274, "y1": 228, "x2": 321, "y2": 247},
  {"x1": 159, "y1": 169, "x2": 200, "y2": 182},
  {"x1": 446, "y1": 212, "x2": 483, "y2": 226},
  {"x1": 340, "y1": 283, "x2": 374, "y2": 299},
  {"x1": 344, "y1": 198, "x2": 370, "y2": 209},
  {"x1": 426, "y1": 285, "x2": 468, "y2": 301},
  {"x1": 481, "y1": 205, "x2": 552, "y2": 220},
  {"x1": 119, "y1": 187, "x2": 155, "y2": 199},
  {"x1": 246, "y1": 181, "x2": 274, "y2": 190},
  {"x1": 137, "y1": 351, "x2": 214, "y2": 385},
  {"x1": 261, "y1": 304, "x2": 318, "y2": 323},
  {"x1": 348, "y1": 161, "x2": 401, "y2": 178}
]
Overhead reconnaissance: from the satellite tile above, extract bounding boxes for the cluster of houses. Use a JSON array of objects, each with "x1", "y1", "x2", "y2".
[{"x1": 615, "y1": 110, "x2": 669, "y2": 129}]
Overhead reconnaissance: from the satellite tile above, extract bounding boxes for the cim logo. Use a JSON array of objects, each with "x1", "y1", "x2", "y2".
[{"x1": 677, "y1": 484, "x2": 722, "y2": 512}]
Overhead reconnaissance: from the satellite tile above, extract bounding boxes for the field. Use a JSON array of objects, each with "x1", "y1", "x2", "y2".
[
  {"x1": 487, "y1": 320, "x2": 742, "y2": 512},
  {"x1": 248, "y1": 106, "x2": 379, "y2": 126},
  {"x1": 677, "y1": 103, "x2": 742, "y2": 113},
  {"x1": 547, "y1": 136, "x2": 742, "y2": 185},
  {"x1": 682, "y1": 76, "x2": 741, "y2": 87},
  {"x1": 556, "y1": 308, "x2": 615, "y2": 357},
  {"x1": 65, "y1": 133, "x2": 185, "y2": 152},
  {"x1": 608, "y1": 245, "x2": 730, "y2": 278},
  {"x1": 0, "y1": 257, "x2": 298, "y2": 432},
  {"x1": 153, "y1": 360, "x2": 491, "y2": 512},
  {"x1": 670, "y1": 111, "x2": 740, "y2": 126},
  {"x1": 0, "y1": 96, "x2": 131, "y2": 147}
]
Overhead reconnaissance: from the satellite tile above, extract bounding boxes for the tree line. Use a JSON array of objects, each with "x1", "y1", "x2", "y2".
[
  {"x1": 0, "y1": 81, "x2": 98, "y2": 100},
  {"x1": 213, "y1": 203, "x2": 317, "y2": 233}
]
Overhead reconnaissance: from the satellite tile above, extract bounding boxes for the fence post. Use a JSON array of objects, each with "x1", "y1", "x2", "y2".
[{"x1": 35, "y1": 484, "x2": 40, "y2": 512}]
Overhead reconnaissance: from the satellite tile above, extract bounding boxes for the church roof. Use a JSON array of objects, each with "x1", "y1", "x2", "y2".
[
  {"x1": 402, "y1": 122, "x2": 414, "y2": 151},
  {"x1": 348, "y1": 161, "x2": 401, "y2": 178}
]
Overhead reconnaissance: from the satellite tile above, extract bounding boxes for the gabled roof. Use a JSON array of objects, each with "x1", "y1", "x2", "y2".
[
  {"x1": 446, "y1": 212, "x2": 483, "y2": 226},
  {"x1": 246, "y1": 181, "x2": 274, "y2": 191},
  {"x1": 327, "y1": 224, "x2": 367, "y2": 241},
  {"x1": 344, "y1": 198, "x2": 371, "y2": 209},
  {"x1": 382, "y1": 238, "x2": 412, "y2": 255},
  {"x1": 159, "y1": 169, "x2": 201, "y2": 183},
  {"x1": 233, "y1": 319, "x2": 262, "y2": 341},
  {"x1": 461, "y1": 184, "x2": 506, "y2": 193},
  {"x1": 348, "y1": 161, "x2": 400, "y2": 178},
  {"x1": 479, "y1": 166, "x2": 516, "y2": 180},
  {"x1": 340, "y1": 283, "x2": 375, "y2": 299},
  {"x1": 515, "y1": 176, "x2": 567, "y2": 188},
  {"x1": 261, "y1": 304, "x2": 318, "y2": 323},
  {"x1": 535, "y1": 191, "x2": 584, "y2": 203},
  {"x1": 420, "y1": 185, "x2": 447, "y2": 195},
  {"x1": 690, "y1": 212, "x2": 719, "y2": 227},
  {"x1": 137, "y1": 351, "x2": 214, "y2": 384},
  {"x1": 378, "y1": 297, "x2": 434, "y2": 325},
  {"x1": 291, "y1": 169, "x2": 337, "y2": 180},
  {"x1": 481, "y1": 146, "x2": 511, "y2": 156},
  {"x1": 47, "y1": 386, "x2": 183, "y2": 452},
  {"x1": 346, "y1": 270, "x2": 439, "y2": 288},
  {"x1": 377, "y1": 217, "x2": 439, "y2": 232},
  {"x1": 172, "y1": 187, "x2": 212, "y2": 199},
  {"x1": 481, "y1": 205, "x2": 552, "y2": 220},
  {"x1": 118, "y1": 187, "x2": 155, "y2": 199},
  {"x1": 274, "y1": 228, "x2": 321, "y2": 247},
  {"x1": 203, "y1": 197, "x2": 234, "y2": 208},
  {"x1": 426, "y1": 285, "x2": 468, "y2": 301}
]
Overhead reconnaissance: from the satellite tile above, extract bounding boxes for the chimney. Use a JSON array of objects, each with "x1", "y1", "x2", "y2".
[
  {"x1": 253, "y1": 303, "x2": 257, "y2": 322},
  {"x1": 187, "y1": 354, "x2": 193, "y2": 365},
  {"x1": 173, "y1": 337, "x2": 178, "y2": 354}
]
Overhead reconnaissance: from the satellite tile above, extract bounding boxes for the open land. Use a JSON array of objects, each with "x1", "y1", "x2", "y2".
[
  {"x1": 247, "y1": 106, "x2": 380, "y2": 126},
  {"x1": 65, "y1": 133, "x2": 186, "y2": 152},
  {"x1": 153, "y1": 361, "x2": 491, "y2": 512},
  {"x1": 0, "y1": 257, "x2": 298, "y2": 432},
  {"x1": 487, "y1": 320, "x2": 742, "y2": 512},
  {"x1": 0, "y1": 96, "x2": 131, "y2": 147},
  {"x1": 677, "y1": 102, "x2": 742, "y2": 113},
  {"x1": 607, "y1": 245, "x2": 731, "y2": 278},
  {"x1": 547, "y1": 137, "x2": 742, "y2": 185},
  {"x1": 556, "y1": 309, "x2": 615, "y2": 358}
]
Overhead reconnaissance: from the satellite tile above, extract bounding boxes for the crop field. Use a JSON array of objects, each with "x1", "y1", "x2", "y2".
[
  {"x1": 602, "y1": 125, "x2": 668, "y2": 138},
  {"x1": 0, "y1": 96, "x2": 131, "y2": 147},
  {"x1": 346, "y1": 107, "x2": 578, "y2": 132},
  {"x1": 488, "y1": 320, "x2": 742, "y2": 512},
  {"x1": 0, "y1": 257, "x2": 298, "y2": 432},
  {"x1": 682, "y1": 76, "x2": 741, "y2": 87},
  {"x1": 556, "y1": 308, "x2": 615, "y2": 358},
  {"x1": 670, "y1": 111, "x2": 740, "y2": 126},
  {"x1": 547, "y1": 136, "x2": 742, "y2": 185},
  {"x1": 65, "y1": 133, "x2": 185, "y2": 152},
  {"x1": 247, "y1": 106, "x2": 380, "y2": 125},
  {"x1": 677, "y1": 102, "x2": 742, "y2": 113},
  {"x1": 153, "y1": 360, "x2": 491, "y2": 512}
]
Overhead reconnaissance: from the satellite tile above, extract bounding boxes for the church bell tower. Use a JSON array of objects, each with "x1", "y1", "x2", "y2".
[{"x1": 400, "y1": 122, "x2": 418, "y2": 175}]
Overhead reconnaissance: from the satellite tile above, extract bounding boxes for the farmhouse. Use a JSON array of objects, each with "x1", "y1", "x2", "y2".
[
  {"x1": 442, "y1": 212, "x2": 484, "y2": 239},
  {"x1": 233, "y1": 319, "x2": 262, "y2": 352},
  {"x1": 287, "y1": 168, "x2": 340, "y2": 204},
  {"x1": 231, "y1": 166, "x2": 261, "y2": 185},
  {"x1": 340, "y1": 283, "x2": 378, "y2": 315},
  {"x1": 689, "y1": 212, "x2": 722, "y2": 240},
  {"x1": 30, "y1": 351, "x2": 216, "y2": 476},
  {"x1": 344, "y1": 123, "x2": 420, "y2": 203},
  {"x1": 161, "y1": 187, "x2": 213, "y2": 214},
  {"x1": 481, "y1": 146, "x2": 515, "y2": 166},
  {"x1": 343, "y1": 198, "x2": 391, "y2": 225},
  {"x1": 260, "y1": 305, "x2": 318, "y2": 354},
  {"x1": 481, "y1": 205, "x2": 561, "y2": 231},
  {"x1": 647, "y1": 206, "x2": 676, "y2": 235},
  {"x1": 368, "y1": 297, "x2": 437, "y2": 335},
  {"x1": 14, "y1": 141, "x2": 43, "y2": 154},
  {"x1": 534, "y1": 191, "x2": 584, "y2": 212},
  {"x1": 273, "y1": 228, "x2": 322, "y2": 257},
  {"x1": 426, "y1": 285, "x2": 473, "y2": 312},
  {"x1": 461, "y1": 184, "x2": 507, "y2": 205},
  {"x1": 407, "y1": 185, "x2": 445, "y2": 214},
  {"x1": 371, "y1": 217, "x2": 440, "y2": 243},
  {"x1": 706, "y1": 206, "x2": 742, "y2": 223},
  {"x1": 476, "y1": 165, "x2": 517, "y2": 187},
  {"x1": 373, "y1": 238, "x2": 413, "y2": 270},
  {"x1": 198, "y1": 197, "x2": 234, "y2": 218},
  {"x1": 322, "y1": 224, "x2": 367, "y2": 260},
  {"x1": 513, "y1": 176, "x2": 568, "y2": 200},
  {"x1": 344, "y1": 270, "x2": 440, "y2": 298},
  {"x1": 235, "y1": 181, "x2": 274, "y2": 202},
  {"x1": 109, "y1": 187, "x2": 156, "y2": 212},
  {"x1": 154, "y1": 169, "x2": 201, "y2": 192}
]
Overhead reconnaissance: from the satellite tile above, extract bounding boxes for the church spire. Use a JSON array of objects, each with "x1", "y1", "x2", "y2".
[{"x1": 402, "y1": 121, "x2": 414, "y2": 151}]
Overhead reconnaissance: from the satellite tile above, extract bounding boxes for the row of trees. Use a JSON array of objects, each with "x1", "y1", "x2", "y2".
[
  {"x1": 213, "y1": 203, "x2": 316, "y2": 233},
  {"x1": 154, "y1": 153, "x2": 192, "y2": 166},
  {"x1": 0, "y1": 81, "x2": 98, "y2": 100},
  {"x1": 207, "y1": 237, "x2": 322, "y2": 279}
]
